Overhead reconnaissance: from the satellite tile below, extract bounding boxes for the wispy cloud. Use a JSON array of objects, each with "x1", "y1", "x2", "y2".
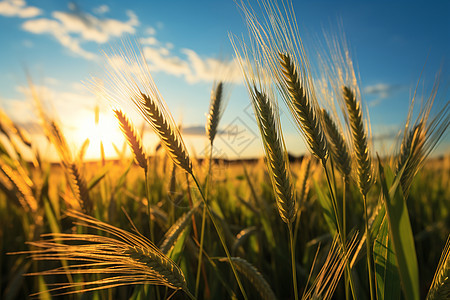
[
  {"x1": 0, "y1": 0, "x2": 41, "y2": 18},
  {"x1": 21, "y1": 5, "x2": 139, "y2": 60},
  {"x1": 142, "y1": 45, "x2": 242, "y2": 84},
  {"x1": 4, "y1": 2, "x2": 242, "y2": 85},
  {"x1": 364, "y1": 83, "x2": 403, "y2": 107},
  {"x1": 93, "y1": 4, "x2": 109, "y2": 15}
]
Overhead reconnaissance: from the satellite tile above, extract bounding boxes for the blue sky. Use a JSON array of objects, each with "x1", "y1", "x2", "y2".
[{"x1": 0, "y1": 0, "x2": 448, "y2": 160}]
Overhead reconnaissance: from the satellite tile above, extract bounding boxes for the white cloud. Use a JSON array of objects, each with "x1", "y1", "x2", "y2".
[
  {"x1": 21, "y1": 7, "x2": 139, "y2": 60},
  {"x1": 52, "y1": 10, "x2": 138, "y2": 43},
  {"x1": 0, "y1": 0, "x2": 41, "y2": 18},
  {"x1": 22, "y1": 18, "x2": 97, "y2": 60},
  {"x1": 145, "y1": 26, "x2": 156, "y2": 35},
  {"x1": 140, "y1": 36, "x2": 158, "y2": 45},
  {"x1": 93, "y1": 4, "x2": 109, "y2": 15},
  {"x1": 364, "y1": 83, "x2": 402, "y2": 107},
  {"x1": 142, "y1": 45, "x2": 242, "y2": 84}
]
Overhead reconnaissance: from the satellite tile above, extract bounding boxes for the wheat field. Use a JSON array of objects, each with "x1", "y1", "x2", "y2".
[{"x1": 1, "y1": 1, "x2": 449, "y2": 300}]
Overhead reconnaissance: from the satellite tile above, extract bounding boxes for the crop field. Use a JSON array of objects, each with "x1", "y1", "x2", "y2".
[{"x1": 0, "y1": 1, "x2": 449, "y2": 300}]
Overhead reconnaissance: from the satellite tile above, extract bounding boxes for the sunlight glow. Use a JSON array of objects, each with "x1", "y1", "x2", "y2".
[{"x1": 72, "y1": 110, "x2": 124, "y2": 160}]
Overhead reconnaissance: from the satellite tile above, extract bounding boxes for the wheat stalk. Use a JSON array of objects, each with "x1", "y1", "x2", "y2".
[
  {"x1": 114, "y1": 109, "x2": 147, "y2": 171},
  {"x1": 20, "y1": 210, "x2": 191, "y2": 297}
]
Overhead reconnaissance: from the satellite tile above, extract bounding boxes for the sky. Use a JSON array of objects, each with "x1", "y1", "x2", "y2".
[{"x1": 0, "y1": 0, "x2": 448, "y2": 161}]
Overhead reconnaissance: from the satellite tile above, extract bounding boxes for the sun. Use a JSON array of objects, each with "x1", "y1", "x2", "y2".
[{"x1": 72, "y1": 109, "x2": 125, "y2": 161}]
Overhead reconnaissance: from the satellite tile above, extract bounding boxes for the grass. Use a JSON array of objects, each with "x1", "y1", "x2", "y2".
[{"x1": 1, "y1": 1, "x2": 449, "y2": 299}]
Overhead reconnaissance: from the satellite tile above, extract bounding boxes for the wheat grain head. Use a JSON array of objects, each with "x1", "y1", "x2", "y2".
[
  {"x1": 230, "y1": 37, "x2": 295, "y2": 224},
  {"x1": 97, "y1": 39, "x2": 192, "y2": 175},
  {"x1": 114, "y1": 109, "x2": 147, "y2": 171},
  {"x1": 20, "y1": 210, "x2": 190, "y2": 296}
]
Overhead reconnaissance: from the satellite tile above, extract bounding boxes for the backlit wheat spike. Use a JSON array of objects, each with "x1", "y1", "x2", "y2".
[
  {"x1": 279, "y1": 53, "x2": 328, "y2": 162},
  {"x1": 342, "y1": 86, "x2": 372, "y2": 196},
  {"x1": 21, "y1": 210, "x2": 190, "y2": 296},
  {"x1": 68, "y1": 163, "x2": 91, "y2": 214},
  {"x1": 138, "y1": 92, "x2": 192, "y2": 174},
  {"x1": 0, "y1": 109, "x2": 32, "y2": 147},
  {"x1": 219, "y1": 257, "x2": 277, "y2": 300},
  {"x1": 253, "y1": 87, "x2": 295, "y2": 224},
  {"x1": 99, "y1": 40, "x2": 192, "y2": 175},
  {"x1": 297, "y1": 156, "x2": 312, "y2": 205},
  {"x1": 114, "y1": 109, "x2": 147, "y2": 172},
  {"x1": 159, "y1": 201, "x2": 201, "y2": 254},
  {"x1": 0, "y1": 160, "x2": 37, "y2": 213},
  {"x1": 322, "y1": 109, "x2": 352, "y2": 178},
  {"x1": 206, "y1": 81, "x2": 224, "y2": 144},
  {"x1": 395, "y1": 123, "x2": 424, "y2": 190},
  {"x1": 230, "y1": 34, "x2": 295, "y2": 224},
  {"x1": 426, "y1": 234, "x2": 450, "y2": 300},
  {"x1": 303, "y1": 235, "x2": 358, "y2": 300},
  {"x1": 395, "y1": 85, "x2": 449, "y2": 196}
]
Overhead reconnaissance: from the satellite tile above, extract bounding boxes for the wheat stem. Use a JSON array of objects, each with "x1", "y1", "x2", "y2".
[
  {"x1": 191, "y1": 175, "x2": 248, "y2": 300},
  {"x1": 195, "y1": 145, "x2": 212, "y2": 298},
  {"x1": 323, "y1": 163, "x2": 358, "y2": 300},
  {"x1": 288, "y1": 222, "x2": 298, "y2": 300}
]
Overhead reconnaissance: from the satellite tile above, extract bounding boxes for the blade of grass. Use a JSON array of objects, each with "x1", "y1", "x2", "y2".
[{"x1": 377, "y1": 156, "x2": 419, "y2": 300}]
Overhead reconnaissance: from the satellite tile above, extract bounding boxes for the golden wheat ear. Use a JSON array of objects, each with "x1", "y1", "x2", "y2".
[
  {"x1": 19, "y1": 210, "x2": 191, "y2": 297},
  {"x1": 206, "y1": 81, "x2": 224, "y2": 145},
  {"x1": 342, "y1": 86, "x2": 373, "y2": 196},
  {"x1": 278, "y1": 52, "x2": 328, "y2": 162},
  {"x1": 114, "y1": 109, "x2": 147, "y2": 172},
  {"x1": 252, "y1": 87, "x2": 295, "y2": 224},
  {"x1": 98, "y1": 39, "x2": 192, "y2": 175},
  {"x1": 303, "y1": 235, "x2": 358, "y2": 300},
  {"x1": 426, "y1": 234, "x2": 450, "y2": 300},
  {"x1": 321, "y1": 109, "x2": 352, "y2": 178},
  {"x1": 395, "y1": 89, "x2": 449, "y2": 196}
]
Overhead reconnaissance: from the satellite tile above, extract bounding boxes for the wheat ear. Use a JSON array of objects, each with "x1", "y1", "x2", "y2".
[
  {"x1": 68, "y1": 162, "x2": 91, "y2": 214},
  {"x1": 159, "y1": 201, "x2": 201, "y2": 254},
  {"x1": 426, "y1": 234, "x2": 450, "y2": 300},
  {"x1": 219, "y1": 257, "x2": 277, "y2": 300},
  {"x1": 279, "y1": 53, "x2": 328, "y2": 162},
  {"x1": 322, "y1": 109, "x2": 352, "y2": 178},
  {"x1": 253, "y1": 87, "x2": 295, "y2": 224},
  {"x1": 395, "y1": 97, "x2": 449, "y2": 196},
  {"x1": 137, "y1": 92, "x2": 192, "y2": 174},
  {"x1": 114, "y1": 109, "x2": 147, "y2": 172},
  {"x1": 99, "y1": 40, "x2": 192, "y2": 175},
  {"x1": 206, "y1": 81, "x2": 224, "y2": 145},
  {"x1": 303, "y1": 235, "x2": 358, "y2": 300},
  {"x1": 342, "y1": 86, "x2": 372, "y2": 196},
  {"x1": 0, "y1": 160, "x2": 37, "y2": 213},
  {"x1": 21, "y1": 210, "x2": 190, "y2": 297}
]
